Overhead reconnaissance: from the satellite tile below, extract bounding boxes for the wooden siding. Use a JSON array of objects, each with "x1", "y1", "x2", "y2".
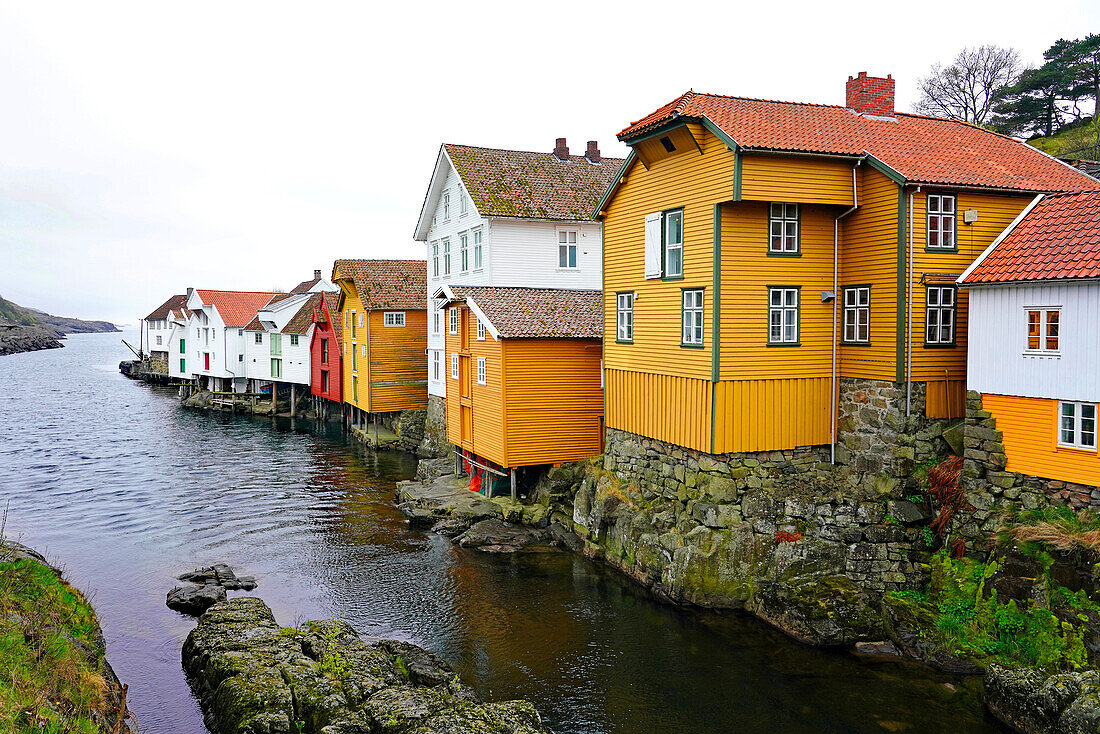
[
  {"x1": 366, "y1": 309, "x2": 428, "y2": 412},
  {"x1": 603, "y1": 126, "x2": 735, "y2": 381},
  {"x1": 984, "y1": 393, "x2": 1100, "y2": 487},
  {"x1": 605, "y1": 368, "x2": 711, "y2": 452},
  {"x1": 713, "y1": 377, "x2": 832, "y2": 453},
  {"x1": 908, "y1": 190, "x2": 1031, "y2": 383},
  {"x1": 718, "y1": 201, "x2": 835, "y2": 381},
  {"x1": 837, "y1": 166, "x2": 901, "y2": 382},
  {"x1": 740, "y1": 154, "x2": 856, "y2": 206},
  {"x1": 502, "y1": 338, "x2": 603, "y2": 466},
  {"x1": 336, "y1": 273, "x2": 365, "y2": 412},
  {"x1": 445, "y1": 307, "x2": 507, "y2": 464},
  {"x1": 634, "y1": 124, "x2": 703, "y2": 169},
  {"x1": 925, "y1": 378, "x2": 966, "y2": 419}
]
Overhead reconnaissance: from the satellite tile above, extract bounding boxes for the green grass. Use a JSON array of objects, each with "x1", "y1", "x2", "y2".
[
  {"x1": 0, "y1": 557, "x2": 110, "y2": 732},
  {"x1": 887, "y1": 553, "x2": 1094, "y2": 670}
]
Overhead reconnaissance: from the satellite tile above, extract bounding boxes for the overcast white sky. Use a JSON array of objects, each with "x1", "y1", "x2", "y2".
[{"x1": 1, "y1": 1, "x2": 1097, "y2": 324}]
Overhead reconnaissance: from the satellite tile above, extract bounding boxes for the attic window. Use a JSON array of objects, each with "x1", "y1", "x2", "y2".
[{"x1": 659, "y1": 136, "x2": 676, "y2": 153}]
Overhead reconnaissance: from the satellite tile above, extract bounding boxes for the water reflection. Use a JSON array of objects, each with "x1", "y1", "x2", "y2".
[{"x1": 0, "y1": 333, "x2": 1001, "y2": 733}]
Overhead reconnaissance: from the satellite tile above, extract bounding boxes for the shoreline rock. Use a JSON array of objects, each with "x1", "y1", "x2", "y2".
[
  {"x1": 182, "y1": 597, "x2": 552, "y2": 733},
  {"x1": 167, "y1": 562, "x2": 258, "y2": 615},
  {"x1": 985, "y1": 664, "x2": 1100, "y2": 733}
]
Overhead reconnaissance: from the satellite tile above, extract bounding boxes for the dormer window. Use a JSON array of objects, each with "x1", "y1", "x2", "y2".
[{"x1": 659, "y1": 136, "x2": 676, "y2": 153}]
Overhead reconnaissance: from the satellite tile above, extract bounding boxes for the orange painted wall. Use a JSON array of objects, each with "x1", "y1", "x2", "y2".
[
  {"x1": 366, "y1": 309, "x2": 428, "y2": 412},
  {"x1": 984, "y1": 393, "x2": 1100, "y2": 487}
]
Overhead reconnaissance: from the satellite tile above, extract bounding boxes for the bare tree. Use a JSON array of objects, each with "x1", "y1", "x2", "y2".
[{"x1": 915, "y1": 45, "x2": 1021, "y2": 126}]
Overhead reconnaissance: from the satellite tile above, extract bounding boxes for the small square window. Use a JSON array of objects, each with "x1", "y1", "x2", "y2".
[
  {"x1": 254, "y1": 333, "x2": 263, "y2": 344},
  {"x1": 289, "y1": 334, "x2": 298, "y2": 346},
  {"x1": 616, "y1": 292, "x2": 633, "y2": 343},
  {"x1": 842, "y1": 286, "x2": 870, "y2": 344},
  {"x1": 1026, "y1": 308, "x2": 1060, "y2": 352},
  {"x1": 768, "y1": 203, "x2": 800, "y2": 254},
  {"x1": 927, "y1": 193, "x2": 957, "y2": 249},
  {"x1": 384, "y1": 312, "x2": 406, "y2": 327},
  {"x1": 1059, "y1": 401, "x2": 1097, "y2": 450},
  {"x1": 925, "y1": 286, "x2": 956, "y2": 345},
  {"x1": 681, "y1": 289, "x2": 704, "y2": 346},
  {"x1": 768, "y1": 287, "x2": 799, "y2": 344},
  {"x1": 558, "y1": 230, "x2": 578, "y2": 269}
]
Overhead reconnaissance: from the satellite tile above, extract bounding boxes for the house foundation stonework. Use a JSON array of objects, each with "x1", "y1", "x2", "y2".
[{"x1": 419, "y1": 395, "x2": 448, "y2": 458}]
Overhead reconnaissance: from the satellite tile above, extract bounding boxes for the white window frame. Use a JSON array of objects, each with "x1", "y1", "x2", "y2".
[
  {"x1": 460, "y1": 232, "x2": 469, "y2": 273},
  {"x1": 448, "y1": 307, "x2": 458, "y2": 334},
  {"x1": 473, "y1": 229, "x2": 483, "y2": 269},
  {"x1": 270, "y1": 357, "x2": 282, "y2": 379},
  {"x1": 768, "y1": 203, "x2": 800, "y2": 254},
  {"x1": 558, "y1": 229, "x2": 578, "y2": 269},
  {"x1": 682, "y1": 289, "x2": 704, "y2": 346},
  {"x1": 443, "y1": 239, "x2": 451, "y2": 276},
  {"x1": 842, "y1": 286, "x2": 870, "y2": 344},
  {"x1": 664, "y1": 209, "x2": 683, "y2": 278},
  {"x1": 443, "y1": 191, "x2": 451, "y2": 221},
  {"x1": 616, "y1": 292, "x2": 633, "y2": 342},
  {"x1": 925, "y1": 286, "x2": 956, "y2": 346},
  {"x1": 290, "y1": 334, "x2": 299, "y2": 346},
  {"x1": 477, "y1": 320, "x2": 485, "y2": 340},
  {"x1": 1059, "y1": 401, "x2": 1097, "y2": 450},
  {"x1": 358, "y1": 313, "x2": 365, "y2": 329},
  {"x1": 768, "y1": 287, "x2": 800, "y2": 344},
  {"x1": 361, "y1": 344, "x2": 367, "y2": 357},
  {"x1": 344, "y1": 310, "x2": 349, "y2": 329},
  {"x1": 460, "y1": 191, "x2": 468, "y2": 215},
  {"x1": 255, "y1": 332, "x2": 263, "y2": 344},
  {"x1": 432, "y1": 350, "x2": 441, "y2": 381},
  {"x1": 384, "y1": 311, "x2": 406, "y2": 327},
  {"x1": 1025, "y1": 307, "x2": 1061, "y2": 354},
  {"x1": 156, "y1": 335, "x2": 162, "y2": 346},
  {"x1": 476, "y1": 356, "x2": 486, "y2": 385},
  {"x1": 433, "y1": 310, "x2": 441, "y2": 335},
  {"x1": 927, "y1": 193, "x2": 956, "y2": 249},
  {"x1": 431, "y1": 242, "x2": 439, "y2": 278},
  {"x1": 451, "y1": 353, "x2": 459, "y2": 380}
]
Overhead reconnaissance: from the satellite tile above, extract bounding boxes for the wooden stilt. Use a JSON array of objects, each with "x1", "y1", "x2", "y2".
[{"x1": 510, "y1": 469, "x2": 517, "y2": 502}]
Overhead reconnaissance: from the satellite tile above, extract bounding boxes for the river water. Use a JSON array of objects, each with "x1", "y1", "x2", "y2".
[{"x1": 0, "y1": 332, "x2": 1003, "y2": 733}]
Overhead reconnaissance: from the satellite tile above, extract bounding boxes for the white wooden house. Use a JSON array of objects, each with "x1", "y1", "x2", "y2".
[
  {"x1": 183, "y1": 288, "x2": 283, "y2": 392},
  {"x1": 960, "y1": 189, "x2": 1100, "y2": 488},
  {"x1": 243, "y1": 293, "x2": 318, "y2": 394},
  {"x1": 413, "y1": 139, "x2": 624, "y2": 402},
  {"x1": 143, "y1": 294, "x2": 186, "y2": 373}
]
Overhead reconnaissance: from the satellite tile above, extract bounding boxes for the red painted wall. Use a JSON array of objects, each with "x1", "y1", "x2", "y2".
[{"x1": 310, "y1": 298, "x2": 342, "y2": 402}]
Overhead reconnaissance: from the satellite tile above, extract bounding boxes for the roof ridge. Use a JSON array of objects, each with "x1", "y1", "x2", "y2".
[{"x1": 444, "y1": 142, "x2": 625, "y2": 163}]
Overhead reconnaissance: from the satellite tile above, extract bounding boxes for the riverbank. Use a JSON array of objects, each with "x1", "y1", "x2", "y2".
[
  {"x1": 0, "y1": 540, "x2": 136, "y2": 733},
  {"x1": 0, "y1": 295, "x2": 119, "y2": 356}
]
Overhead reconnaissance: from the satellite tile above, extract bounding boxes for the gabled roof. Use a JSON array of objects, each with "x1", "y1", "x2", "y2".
[
  {"x1": 441, "y1": 286, "x2": 602, "y2": 339},
  {"x1": 961, "y1": 190, "x2": 1100, "y2": 285},
  {"x1": 318, "y1": 292, "x2": 342, "y2": 343},
  {"x1": 290, "y1": 277, "x2": 322, "y2": 294},
  {"x1": 332, "y1": 259, "x2": 427, "y2": 310},
  {"x1": 146, "y1": 294, "x2": 187, "y2": 321},
  {"x1": 243, "y1": 293, "x2": 297, "y2": 331},
  {"x1": 194, "y1": 289, "x2": 284, "y2": 328},
  {"x1": 618, "y1": 91, "x2": 1095, "y2": 193},
  {"x1": 281, "y1": 293, "x2": 322, "y2": 335},
  {"x1": 414, "y1": 144, "x2": 625, "y2": 239}
]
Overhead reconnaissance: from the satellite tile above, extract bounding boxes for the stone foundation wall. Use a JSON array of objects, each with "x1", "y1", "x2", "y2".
[
  {"x1": 372, "y1": 409, "x2": 428, "y2": 453},
  {"x1": 148, "y1": 351, "x2": 168, "y2": 375},
  {"x1": 579, "y1": 427, "x2": 932, "y2": 599},
  {"x1": 958, "y1": 391, "x2": 1100, "y2": 550},
  {"x1": 419, "y1": 395, "x2": 449, "y2": 458}
]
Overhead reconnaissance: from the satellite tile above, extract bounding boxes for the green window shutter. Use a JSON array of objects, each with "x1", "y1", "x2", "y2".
[
  {"x1": 270, "y1": 333, "x2": 282, "y2": 356},
  {"x1": 180, "y1": 338, "x2": 185, "y2": 352}
]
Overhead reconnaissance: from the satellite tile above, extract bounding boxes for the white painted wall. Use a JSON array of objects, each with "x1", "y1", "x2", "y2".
[
  {"x1": 243, "y1": 329, "x2": 312, "y2": 386},
  {"x1": 184, "y1": 292, "x2": 249, "y2": 389},
  {"x1": 967, "y1": 281, "x2": 1100, "y2": 403},
  {"x1": 167, "y1": 317, "x2": 189, "y2": 378},
  {"x1": 145, "y1": 318, "x2": 172, "y2": 354}
]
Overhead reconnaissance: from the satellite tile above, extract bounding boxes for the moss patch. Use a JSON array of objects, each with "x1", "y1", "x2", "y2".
[{"x1": 0, "y1": 557, "x2": 110, "y2": 732}]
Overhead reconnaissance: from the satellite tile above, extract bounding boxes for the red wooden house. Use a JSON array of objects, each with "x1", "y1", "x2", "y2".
[{"x1": 310, "y1": 292, "x2": 343, "y2": 412}]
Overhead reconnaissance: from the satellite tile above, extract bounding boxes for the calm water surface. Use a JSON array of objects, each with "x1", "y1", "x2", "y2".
[{"x1": 0, "y1": 332, "x2": 1003, "y2": 733}]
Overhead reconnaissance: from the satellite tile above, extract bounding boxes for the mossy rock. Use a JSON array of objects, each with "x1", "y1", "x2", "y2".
[{"x1": 749, "y1": 574, "x2": 885, "y2": 646}]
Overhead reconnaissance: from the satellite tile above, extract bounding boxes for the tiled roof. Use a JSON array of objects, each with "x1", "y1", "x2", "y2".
[
  {"x1": 444, "y1": 144, "x2": 625, "y2": 220},
  {"x1": 320, "y1": 292, "x2": 342, "y2": 343},
  {"x1": 290, "y1": 277, "x2": 322, "y2": 294},
  {"x1": 196, "y1": 289, "x2": 285, "y2": 328},
  {"x1": 146, "y1": 294, "x2": 186, "y2": 321},
  {"x1": 281, "y1": 293, "x2": 322, "y2": 335},
  {"x1": 963, "y1": 190, "x2": 1100, "y2": 284},
  {"x1": 619, "y1": 91, "x2": 1096, "y2": 192},
  {"x1": 333, "y1": 259, "x2": 427, "y2": 310},
  {"x1": 448, "y1": 286, "x2": 602, "y2": 339},
  {"x1": 243, "y1": 293, "x2": 296, "y2": 331}
]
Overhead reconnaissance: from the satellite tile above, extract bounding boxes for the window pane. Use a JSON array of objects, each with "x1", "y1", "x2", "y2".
[
  {"x1": 770, "y1": 203, "x2": 782, "y2": 218},
  {"x1": 771, "y1": 221, "x2": 783, "y2": 238},
  {"x1": 1046, "y1": 311, "x2": 1059, "y2": 350},
  {"x1": 785, "y1": 290, "x2": 796, "y2": 307},
  {"x1": 569, "y1": 247, "x2": 577, "y2": 267},
  {"x1": 942, "y1": 196, "x2": 954, "y2": 213},
  {"x1": 770, "y1": 290, "x2": 781, "y2": 306},
  {"x1": 928, "y1": 196, "x2": 940, "y2": 214},
  {"x1": 668, "y1": 247, "x2": 682, "y2": 276},
  {"x1": 667, "y1": 212, "x2": 682, "y2": 244}
]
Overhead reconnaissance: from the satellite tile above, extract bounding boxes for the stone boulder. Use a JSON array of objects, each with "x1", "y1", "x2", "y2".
[
  {"x1": 985, "y1": 664, "x2": 1100, "y2": 734},
  {"x1": 455, "y1": 519, "x2": 555, "y2": 554},
  {"x1": 178, "y1": 563, "x2": 257, "y2": 591},
  {"x1": 748, "y1": 574, "x2": 885, "y2": 646},
  {"x1": 182, "y1": 597, "x2": 551, "y2": 734},
  {"x1": 167, "y1": 584, "x2": 226, "y2": 616}
]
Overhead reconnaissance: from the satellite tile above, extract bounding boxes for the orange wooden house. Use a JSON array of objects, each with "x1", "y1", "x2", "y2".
[
  {"x1": 332, "y1": 259, "x2": 428, "y2": 427},
  {"x1": 436, "y1": 285, "x2": 603, "y2": 493}
]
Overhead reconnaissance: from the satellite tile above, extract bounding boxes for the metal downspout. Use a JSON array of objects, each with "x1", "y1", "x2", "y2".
[
  {"x1": 831, "y1": 161, "x2": 861, "y2": 464},
  {"x1": 905, "y1": 186, "x2": 920, "y2": 416}
]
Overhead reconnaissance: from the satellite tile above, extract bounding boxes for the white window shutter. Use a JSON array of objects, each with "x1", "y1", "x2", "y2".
[{"x1": 644, "y1": 212, "x2": 662, "y2": 279}]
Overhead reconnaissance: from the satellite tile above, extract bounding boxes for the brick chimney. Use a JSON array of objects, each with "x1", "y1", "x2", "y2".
[
  {"x1": 585, "y1": 140, "x2": 600, "y2": 163},
  {"x1": 553, "y1": 137, "x2": 569, "y2": 160},
  {"x1": 846, "y1": 72, "x2": 895, "y2": 117},
  {"x1": 313, "y1": 269, "x2": 322, "y2": 280}
]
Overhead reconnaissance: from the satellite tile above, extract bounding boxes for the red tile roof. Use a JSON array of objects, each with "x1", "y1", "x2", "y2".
[
  {"x1": 281, "y1": 293, "x2": 322, "y2": 335},
  {"x1": 447, "y1": 286, "x2": 602, "y2": 339},
  {"x1": 619, "y1": 91, "x2": 1096, "y2": 192},
  {"x1": 146, "y1": 294, "x2": 187, "y2": 321},
  {"x1": 320, "y1": 292, "x2": 342, "y2": 343},
  {"x1": 333, "y1": 259, "x2": 427, "y2": 310},
  {"x1": 243, "y1": 293, "x2": 296, "y2": 331},
  {"x1": 290, "y1": 277, "x2": 322, "y2": 294},
  {"x1": 963, "y1": 190, "x2": 1100, "y2": 284},
  {"x1": 195, "y1": 289, "x2": 285, "y2": 328},
  {"x1": 444, "y1": 144, "x2": 625, "y2": 220}
]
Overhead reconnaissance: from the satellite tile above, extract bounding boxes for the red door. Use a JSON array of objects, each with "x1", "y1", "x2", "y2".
[{"x1": 204, "y1": 353, "x2": 210, "y2": 370}]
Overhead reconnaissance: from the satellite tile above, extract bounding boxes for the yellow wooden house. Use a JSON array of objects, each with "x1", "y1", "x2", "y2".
[
  {"x1": 437, "y1": 285, "x2": 603, "y2": 486},
  {"x1": 597, "y1": 72, "x2": 1095, "y2": 457},
  {"x1": 332, "y1": 259, "x2": 428, "y2": 426}
]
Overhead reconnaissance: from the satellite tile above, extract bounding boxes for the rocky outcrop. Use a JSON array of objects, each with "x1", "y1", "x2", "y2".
[
  {"x1": 0, "y1": 324, "x2": 64, "y2": 356},
  {"x1": 167, "y1": 584, "x2": 227, "y2": 615},
  {"x1": 179, "y1": 563, "x2": 257, "y2": 591},
  {"x1": 985, "y1": 665, "x2": 1100, "y2": 733},
  {"x1": 182, "y1": 597, "x2": 551, "y2": 734}
]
